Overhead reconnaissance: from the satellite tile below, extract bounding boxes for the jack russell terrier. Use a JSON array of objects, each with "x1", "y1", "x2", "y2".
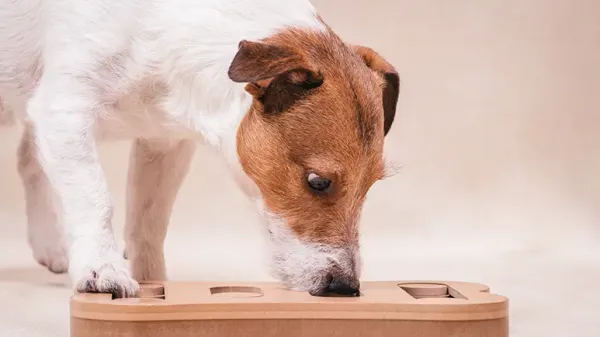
[{"x1": 0, "y1": 0, "x2": 399, "y2": 297}]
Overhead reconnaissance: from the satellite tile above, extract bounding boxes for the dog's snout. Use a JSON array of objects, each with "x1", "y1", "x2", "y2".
[
  {"x1": 326, "y1": 277, "x2": 360, "y2": 297},
  {"x1": 309, "y1": 266, "x2": 360, "y2": 297}
]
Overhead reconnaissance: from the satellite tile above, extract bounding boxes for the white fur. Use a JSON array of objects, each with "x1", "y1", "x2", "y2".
[
  {"x1": 17, "y1": 124, "x2": 68, "y2": 274},
  {"x1": 0, "y1": 0, "x2": 336, "y2": 296},
  {"x1": 255, "y1": 201, "x2": 361, "y2": 293},
  {"x1": 124, "y1": 138, "x2": 197, "y2": 282}
]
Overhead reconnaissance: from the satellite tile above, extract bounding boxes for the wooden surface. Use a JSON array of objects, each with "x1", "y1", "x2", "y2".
[{"x1": 70, "y1": 281, "x2": 509, "y2": 337}]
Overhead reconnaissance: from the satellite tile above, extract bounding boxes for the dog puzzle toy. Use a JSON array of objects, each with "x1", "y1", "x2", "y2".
[{"x1": 70, "y1": 280, "x2": 509, "y2": 337}]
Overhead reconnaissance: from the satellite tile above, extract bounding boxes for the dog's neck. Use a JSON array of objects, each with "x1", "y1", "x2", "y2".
[
  {"x1": 151, "y1": 0, "x2": 324, "y2": 140},
  {"x1": 146, "y1": 0, "x2": 326, "y2": 198}
]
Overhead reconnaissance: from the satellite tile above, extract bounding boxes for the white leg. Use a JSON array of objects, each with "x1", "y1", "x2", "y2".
[
  {"x1": 124, "y1": 138, "x2": 196, "y2": 282},
  {"x1": 17, "y1": 123, "x2": 68, "y2": 274},
  {"x1": 0, "y1": 100, "x2": 14, "y2": 126},
  {"x1": 28, "y1": 78, "x2": 138, "y2": 298}
]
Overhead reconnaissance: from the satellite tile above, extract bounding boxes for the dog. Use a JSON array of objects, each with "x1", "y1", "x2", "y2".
[{"x1": 0, "y1": 0, "x2": 399, "y2": 298}]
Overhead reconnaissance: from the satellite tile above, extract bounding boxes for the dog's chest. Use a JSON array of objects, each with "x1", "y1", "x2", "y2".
[{"x1": 94, "y1": 80, "x2": 195, "y2": 141}]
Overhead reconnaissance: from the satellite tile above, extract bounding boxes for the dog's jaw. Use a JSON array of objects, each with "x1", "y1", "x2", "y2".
[{"x1": 254, "y1": 200, "x2": 361, "y2": 295}]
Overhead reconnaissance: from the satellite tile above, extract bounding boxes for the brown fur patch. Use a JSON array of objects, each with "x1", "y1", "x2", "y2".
[{"x1": 231, "y1": 27, "x2": 399, "y2": 247}]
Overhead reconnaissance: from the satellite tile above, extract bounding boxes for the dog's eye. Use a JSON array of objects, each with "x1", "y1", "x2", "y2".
[{"x1": 307, "y1": 173, "x2": 332, "y2": 193}]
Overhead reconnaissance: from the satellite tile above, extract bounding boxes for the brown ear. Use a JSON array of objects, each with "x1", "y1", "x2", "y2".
[
  {"x1": 228, "y1": 40, "x2": 323, "y2": 114},
  {"x1": 350, "y1": 45, "x2": 400, "y2": 136}
]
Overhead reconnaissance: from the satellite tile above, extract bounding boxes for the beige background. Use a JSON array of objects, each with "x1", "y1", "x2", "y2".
[{"x1": 1, "y1": 1, "x2": 599, "y2": 336}]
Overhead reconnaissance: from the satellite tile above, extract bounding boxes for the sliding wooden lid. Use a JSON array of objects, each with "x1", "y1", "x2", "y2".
[{"x1": 70, "y1": 280, "x2": 508, "y2": 322}]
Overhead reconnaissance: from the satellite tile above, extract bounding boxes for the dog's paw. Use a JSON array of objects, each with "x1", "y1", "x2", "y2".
[
  {"x1": 71, "y1": 250, "x2": 139, "y2": 298},
  {"x1": 29, "y1": 228, "x2": 69, "y2": 274},
  {"x1": 33, "y1": 244, "x2": 69, "y2": 274},
  {"x1": 75, "y1": 263, "x2": 139, "y2": 298}
]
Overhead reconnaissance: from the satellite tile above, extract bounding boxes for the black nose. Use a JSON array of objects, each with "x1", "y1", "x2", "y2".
[
  {"x1": 327, "y1": 278, "x2": 360, "y2": 296},
  {"x1": 309, "y1": 276, "x2": 360, "y2": 297}
]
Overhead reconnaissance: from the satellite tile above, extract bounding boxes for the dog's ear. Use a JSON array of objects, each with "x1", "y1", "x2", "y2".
[
  {"x1": 350, "y1": 45, "x2": 399, "y2": 136},
  {"x1": 228, "y1": 40, "x2": 323, "y2": 114}
]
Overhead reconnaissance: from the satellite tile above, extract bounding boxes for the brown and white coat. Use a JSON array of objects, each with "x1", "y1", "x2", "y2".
[{"x1": 0, "y1": 0, "x2": 399, "y2": 297}]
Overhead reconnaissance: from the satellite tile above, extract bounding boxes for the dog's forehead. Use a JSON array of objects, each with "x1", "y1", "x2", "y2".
[
  {"x1": 252, "y1": 28, "x2": 386, "y2": 152},
  {"x1": 278, "y1": 82, "x2": 385, "y2": 155},
  {"x1": 283, "y1": 120, "x2": 385, "y2": 183}
]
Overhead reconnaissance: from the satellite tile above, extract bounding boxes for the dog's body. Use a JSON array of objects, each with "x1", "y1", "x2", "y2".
[{"x1": 0, "y1": 0, "x2": 399, "y2": 297}]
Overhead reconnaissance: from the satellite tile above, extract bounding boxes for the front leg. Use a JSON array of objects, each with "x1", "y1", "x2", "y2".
[
  {"x1": 28, "y1": 78, "x2": 138, "y2": 298},
  {"x1": 124, "y1": 138, "x2": 196, "y2": 282},
  {"x1": 18, "y1": 123, "x2": 67, "y2": 273}
]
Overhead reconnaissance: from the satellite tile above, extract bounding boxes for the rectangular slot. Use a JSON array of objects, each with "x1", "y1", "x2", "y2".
[{"x1": 139, "y1": 283, "x2": 166, "y2": 300}]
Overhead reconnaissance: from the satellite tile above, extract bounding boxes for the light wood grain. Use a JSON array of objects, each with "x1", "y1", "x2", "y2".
[{"x1": 70, "y1": 280, "x2": 509, "y2": 337}]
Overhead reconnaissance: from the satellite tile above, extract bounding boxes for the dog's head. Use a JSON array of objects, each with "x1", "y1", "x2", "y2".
[{"x1": 228, "y1": 28, "x2": 399, "y2": 296}]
